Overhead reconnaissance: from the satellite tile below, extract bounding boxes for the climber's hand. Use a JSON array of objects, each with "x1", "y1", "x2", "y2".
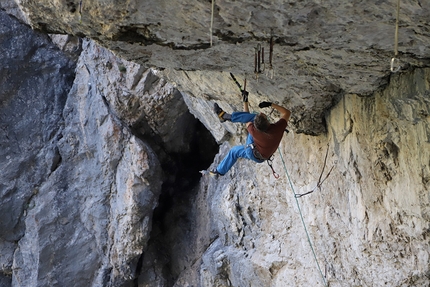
[
  {"x1": 259, "y1": 101, "x2": 272, "y2": 108},
  {"x1": 242, "y1": 91, "x2": 249, "y2": 102}
]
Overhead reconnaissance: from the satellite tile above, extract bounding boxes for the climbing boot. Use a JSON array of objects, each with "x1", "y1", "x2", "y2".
[
  {"x1": 213, "y1": 103, "x2": 231, "y2": 122},
  {"x1": 209, "y1": 169, "x2": 222, "y2": 178}
]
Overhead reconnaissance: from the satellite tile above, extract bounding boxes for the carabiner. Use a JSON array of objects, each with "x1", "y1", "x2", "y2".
[{"x1": 390, "y1": 57, "x2": 401, "y2": 73}]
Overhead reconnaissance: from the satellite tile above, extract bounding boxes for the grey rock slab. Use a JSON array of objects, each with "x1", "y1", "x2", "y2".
[
  {"x1": 16, "y1": 0, "x2": 430, "y2": 134},
  {"x1": 0, "y1": 10, "x2": 76, "y2": 283}
]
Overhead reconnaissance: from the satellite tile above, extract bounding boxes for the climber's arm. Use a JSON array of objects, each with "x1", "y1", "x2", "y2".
[
  {"x1": 243, "y1": 101, "x2": 249, "y2": 113},
  {"x1": 271, "y1": 103, "x2": 291, "y2": 123},
  {"x1": 259, "y1": 102, "x2": 291, "y2": 123},
  {"x1": 244, "y1": 101, "x2": 252, "y2": 128}
]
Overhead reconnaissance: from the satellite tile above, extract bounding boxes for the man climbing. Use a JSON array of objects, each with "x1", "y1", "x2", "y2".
[{"x1": 209, "y1": 93, "x2": 291, "y2": 177}]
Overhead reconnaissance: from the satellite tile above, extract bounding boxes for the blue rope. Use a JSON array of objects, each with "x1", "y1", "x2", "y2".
[{"x1": 278, "y1": 147, "x2": 328, "y2": 287}]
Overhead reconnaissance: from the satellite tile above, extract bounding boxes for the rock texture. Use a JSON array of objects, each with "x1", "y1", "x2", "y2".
[
  {"x1": 0, "y1": 9, "x2": 76, "y2": 285},
  {"x1": 16, "y1": 0, "x2": 430, "y2": 135},
  {"x1": 0, "y1": 10, "x2": 216, "y2": 287},
  {"x1": 13, "y1": 38, "x2": 166, "y2": 287},
  {"x1": 192, "y1": 68, "x2": 430, "y2": 287},
  {"x1": 148, "y1": 68, "x2": 430, "y2": 287},
  {"x1": 1, "y1": 1, "x2": 430, "y2": 287}
]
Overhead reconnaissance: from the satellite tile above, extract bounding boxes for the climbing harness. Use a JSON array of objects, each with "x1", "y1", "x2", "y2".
[
  {"x1": 248, "y1": 143, "x2": 280, "y2": 179},
  {"x1": 278, "y1": 147, "x2": 328, "y2": 287},
  {"x1": 391, "y1": 0, "x2": 401, "y2": 72},
  {"x1": 294, "y1": 144, "x2": 333, "y2": 198},
  {"x1": 248, "y1": 144, "x2": 264, "y2": 160}
]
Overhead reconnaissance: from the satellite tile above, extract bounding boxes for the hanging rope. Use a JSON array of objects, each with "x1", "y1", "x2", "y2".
[
  {"x1": 79, "y1": 0, "x2": 83, "y2": 23},
  {"x1": 391, "y1": 0, "x2": 401, "y2": 72},
  {"x1": 278, "y1": 147, "x2": 328, "y2": 287},
  {"x1": 210, "y1": 0, "x2": 215, "y2": 47}
]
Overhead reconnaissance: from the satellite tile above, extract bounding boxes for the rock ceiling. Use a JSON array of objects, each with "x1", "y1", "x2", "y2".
[{"x1": 19, "y1": 0, "x2": 430, "y2": 134}]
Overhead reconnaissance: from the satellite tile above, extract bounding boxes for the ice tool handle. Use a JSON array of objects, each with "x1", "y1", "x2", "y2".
[{"x1": 230, "y1": 73, "x2": 248, "y2": 102}]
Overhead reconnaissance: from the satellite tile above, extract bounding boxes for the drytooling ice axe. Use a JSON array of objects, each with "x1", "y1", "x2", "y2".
[{"x1": 230, "y1": 73, "x2": 248, "y2": 102}]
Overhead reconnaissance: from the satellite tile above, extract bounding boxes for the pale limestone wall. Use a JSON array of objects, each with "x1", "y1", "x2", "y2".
[
  {"x1": 191, "y1": 68, "x2": 429, "y2": 286},
  {"x1": 1, "y1": 1, "x2": 430, "y2": 286}
]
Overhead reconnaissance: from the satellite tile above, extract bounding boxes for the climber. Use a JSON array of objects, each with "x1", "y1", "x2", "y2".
[{"x1": 209, "y1": 93, "x2": 291, "y2": 177}]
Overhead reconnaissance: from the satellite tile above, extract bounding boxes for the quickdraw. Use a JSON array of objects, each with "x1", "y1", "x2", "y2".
[
  {"x1": 391, "y1": 0, "x2": 401, "y2": 73},
  {"x1": 254, "y1": 44, "x2": 264, "y2": 80},
  {"x1": 253, "y1": 30, "x2": 275, "y2": 80},
  {"x1": 267, "y1": 30, "x2": 275, "y2": 79},
  {"x1": 267, "y1": 156, "x2": 280, "y2": 179},
  {"x1": 294, "y1": 144, "x2": 333, "y2": 198}
]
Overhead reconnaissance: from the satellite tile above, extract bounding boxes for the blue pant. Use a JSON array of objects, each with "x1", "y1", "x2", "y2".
[{"x1": 216, "y1": 112, "x2": 264, "y2": 175}]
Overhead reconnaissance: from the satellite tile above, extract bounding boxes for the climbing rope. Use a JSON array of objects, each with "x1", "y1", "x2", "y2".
[
  {"x1": 278, "y1": 147, "x2": 328, "y2": 287},
  {"x1": 391, "y1": 0, "x2": 401, "y2": 72},
  {"x1": 79, "y1": 0, "x2": 83, "y2": 23},
  {"x1": 210, "y1": 0, "x2": 215, "y2": 47}
]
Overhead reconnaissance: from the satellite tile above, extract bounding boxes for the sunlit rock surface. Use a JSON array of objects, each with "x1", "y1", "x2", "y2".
[{"x1": 1, "y1": 1, "x2": 430, "y2": 287}]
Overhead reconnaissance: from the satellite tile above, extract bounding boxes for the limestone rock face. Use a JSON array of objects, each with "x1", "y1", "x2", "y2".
[
  {"x1": 190, "y1": 68, "x2": 430, "y2": 287},
  {"x1": 1, "y1": 1, "x2": 430, "y2": 287},
  {"x1": 15, "y1": 0, "x2": 430, "y2": 135},
  {"x1": 13, "y1": 37, "x2": 164, "y2": 287},
  {"x1": 0, "y1": 9, "x2": 76, "y2": 285},
  {"x1": 1, "y1": 9, "x2": 218, "y2": 286},
  {"x1": 1, "y1": 11, "x2": 177, "y2": 287}
]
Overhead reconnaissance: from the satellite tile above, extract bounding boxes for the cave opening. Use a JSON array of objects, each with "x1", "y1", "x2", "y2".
[
  {"x1": 135, "y1": 116, "x2": 219, "y2": 286},
  {"x1": 153, "y1": 117, "x2": 218, "y2": 223}
]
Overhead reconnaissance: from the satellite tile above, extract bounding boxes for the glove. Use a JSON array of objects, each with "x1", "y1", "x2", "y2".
[
  {"x1": 259, "y1": 101, "x2": 272, "y2": 108},
  {"x1": 242, "y1": 90, "x2": 249, "y2": 102}
]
